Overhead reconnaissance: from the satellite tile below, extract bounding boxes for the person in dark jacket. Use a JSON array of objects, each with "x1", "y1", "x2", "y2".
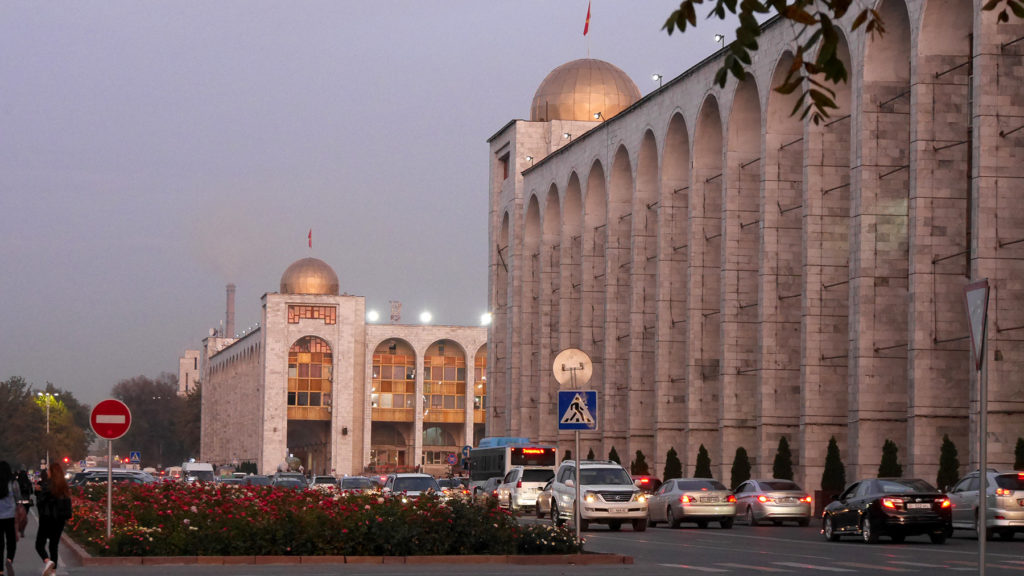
[
  {"x1": 0, "y1": 460, "x2": 22, "y2": 576},
  {"x1": 35, "y1": 462, "x2": 72, "y2": 576},
  {"x1": 15, "y1": 470, "x2": 33, "y2": 538}
]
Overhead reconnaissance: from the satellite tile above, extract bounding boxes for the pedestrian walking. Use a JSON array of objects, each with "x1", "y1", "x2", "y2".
[
  {"x1": 0, "y1": 460, "x2": 23, "y2": 576},
  {"x1": 34, "y1": 462, "x2": 72, "y2": 576},
  {"x1": 14, "y1": 471, "x2": 32, "y2": 538}
]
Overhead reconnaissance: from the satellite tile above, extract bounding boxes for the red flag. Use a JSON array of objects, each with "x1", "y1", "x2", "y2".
[
  {"x1": 583, "y1": 1, "x2": 591, "y2": 36},
  {"x1": 308, "y1": 229, "x2": 312, "y2": 249}
]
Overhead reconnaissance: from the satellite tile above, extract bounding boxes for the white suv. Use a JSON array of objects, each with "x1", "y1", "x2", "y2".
[
  {"x1": 550, "y1": 460, "x2": 648, "y2": 531},
  {"x1": 497, "y1": 466, "x2": 555, "y2": 512}
]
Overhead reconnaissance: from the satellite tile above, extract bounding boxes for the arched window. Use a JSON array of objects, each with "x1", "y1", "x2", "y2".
[{"x1": 288, "y1": 336, "x2": 332, "y2": 407}]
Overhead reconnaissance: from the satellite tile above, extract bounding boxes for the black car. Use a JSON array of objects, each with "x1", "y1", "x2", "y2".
[{"x1": 822, "y1": 478, "x2": 951, "y2": 544}]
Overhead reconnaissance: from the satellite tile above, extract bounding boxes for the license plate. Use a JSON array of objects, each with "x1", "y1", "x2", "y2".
[
  {"x1": 700, "y1": 497, "x2": 719, "y2": 503},
  {"x1": 907, "y1": 503, "x2": 931, "y2": 509}
]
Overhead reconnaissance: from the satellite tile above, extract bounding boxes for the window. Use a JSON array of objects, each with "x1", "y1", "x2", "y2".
[
  {"x1": 287, "y1": 305, "x2": 337, "y2": 325},
  {"x1": 500, "y1": 153, "x2": 510, "y2": 180},
  {"x1": 372, "y1": 349, "x2": 415, "y2": 416},
  {"x1": 287, "y1": 336, "x2": 332, "y2": 407}
]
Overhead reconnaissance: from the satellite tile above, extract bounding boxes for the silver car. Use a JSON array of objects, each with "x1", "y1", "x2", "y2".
[
  {"x1": 647, "y1": 478, "x2": 736, "y2": 529},
  {"x1": 947, "y1": 470, "x2": 1024, "y2": 540},
  {"x1": 535, "y1": 479, "x2": 554, "y2": 519},
  {"x1": 734, "y1": 478, "x2": 812, "y2": 526}
]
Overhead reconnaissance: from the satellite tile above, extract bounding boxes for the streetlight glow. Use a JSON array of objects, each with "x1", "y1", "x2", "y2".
[
  {"x1": 419, "y1": 311, "x2": 432, "y2": 324},
  {"x1": 38, "y1": 391, "x2": 60, "y2": 469},
  {"x1": 367, "y1": 309, "x2": 380, "y2": 322},
  {"x1": 480, "y1": 312, "x2": 492, "y2": 326}
]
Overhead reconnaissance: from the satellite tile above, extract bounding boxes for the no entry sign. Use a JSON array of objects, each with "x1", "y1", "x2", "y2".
[{"x1": 90, "y1": 399, "x2": 132, "y2": 440}]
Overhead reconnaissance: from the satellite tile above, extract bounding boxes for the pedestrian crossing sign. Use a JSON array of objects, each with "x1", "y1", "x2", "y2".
[{"x1": 558, "y1": 390, "x2": 598, "y2": 431}]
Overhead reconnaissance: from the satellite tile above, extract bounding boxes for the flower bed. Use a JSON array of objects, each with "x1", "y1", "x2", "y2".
[{"x1": 67, "y1": 483, "x2": 581, "y2": 557}]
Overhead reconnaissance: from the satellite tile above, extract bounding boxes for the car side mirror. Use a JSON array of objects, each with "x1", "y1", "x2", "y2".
[{"x1": 565, "y1": 479, "x2": 574, "y2": 488}]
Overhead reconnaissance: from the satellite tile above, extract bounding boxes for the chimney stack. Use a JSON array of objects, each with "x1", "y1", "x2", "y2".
[{"x1": 226, "y1": 284, "x2": 236, "y2": 337}]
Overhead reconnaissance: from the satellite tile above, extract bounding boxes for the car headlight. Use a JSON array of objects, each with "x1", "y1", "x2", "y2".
[
  {"x1": 634, "y1": 493, "x2": 647, "y2": 503},
  {"x1": 584, "y1": 491, "x2": 598, "y2": 503}
]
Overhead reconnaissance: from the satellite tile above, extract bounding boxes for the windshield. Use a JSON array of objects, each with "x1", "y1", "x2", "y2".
[
  {"x1": 275, "y1": 478, "x2": 306, "y2": 488},
  {"x1": 580, "y1": 468, "x2": 632, "y2": 485},
  {"x1": 523, "y1": 469, "x2": 554, "y2": 483},
  {"x1": 876, "y1": 479, "x2": 937, "y2": 493},
  {"x1": 677, "y1": 480, "x2": 728, "y2": 491},
  {"x1": 762, "y1": 480, "x2": 801, "y2": 491},
  {"x1": 393, "y1": 477, "x2": 440, "y2": 492},
  {"x1": 246, "y1": 476, "x2": 272, "y2": 486},
  {"x1": 313, "y1": 477, "x2": 336, "y2": 485},
  {"x1": 342, "y1": 477, "x2": 373, "y2": 489},
  {"x1": 188, "y1": 471, "x2": 215, "y2": 482}
]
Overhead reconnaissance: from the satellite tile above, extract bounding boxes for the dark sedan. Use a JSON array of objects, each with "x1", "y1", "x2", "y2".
[{"x1": 822, "y1": 478, "x2": 951, "y2": 544}]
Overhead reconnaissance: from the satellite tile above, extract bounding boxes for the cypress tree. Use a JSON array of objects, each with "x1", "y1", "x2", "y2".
[
  {"x1": 631, "y1": 450, "x2": 650, "y2": 475},
  {"x1": 772, "y1": 437, "x2": 794, "y2": 480},
  {"x1": 1015, "y1": 437, "x2": 1024, "y2": 471},
  {"x1": 878, "y1": 439, "x2": 903, "y2": 478},
  {"x1": 586, "y1": 447, "x2": 595, "y2": 460},
  {"x1": 694, "y1": 444, "x2": 713, "y2": 478},
  {"x1": 936, "y1": 434, "x2": 960, "y2": 491},
  {"x1": 563, "y1": 449, "x2": 572, "y2": 461},
  {"x1": 731, "y1": 447, "x2": 751, "y2": 490},
  {"x1": 663, "y1": 447, "x2": 683, "y2": 480},
  {"x1": 608, "y1": 446, "x2": 621, "y2": 464},
  {"x1": 821, "y1": 436, "x2": 846, "y2": 492}
]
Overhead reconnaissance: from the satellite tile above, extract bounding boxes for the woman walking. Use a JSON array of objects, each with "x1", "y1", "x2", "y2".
[
  {"x1": 14, "y1": 471, "x2": 32, "y2": 538},
  {"x1": 34, "y1": 462, "x2": 71, "y2": 576},
  {"x1": 0, "y1": 461, "x2": 22, "y2": 576}
]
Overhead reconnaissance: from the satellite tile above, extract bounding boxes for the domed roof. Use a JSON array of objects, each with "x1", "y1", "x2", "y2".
[
  {"x1": 280, "y1": 257, "x2": 339, "y2": 296},
  {"x1": 530, "y1": 58, "x2": 641, "y2": 122}
]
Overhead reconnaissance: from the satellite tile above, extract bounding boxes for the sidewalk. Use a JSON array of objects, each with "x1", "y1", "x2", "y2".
[{"x1": 9, "y1": 506, "x2": 75, "y2": 576}]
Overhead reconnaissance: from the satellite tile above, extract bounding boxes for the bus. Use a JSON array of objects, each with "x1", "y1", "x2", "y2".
[{"x1": 468, "y1": 437, "x2": 558, "y2": 490}]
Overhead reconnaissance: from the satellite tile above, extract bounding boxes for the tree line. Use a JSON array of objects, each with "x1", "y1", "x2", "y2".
[{"x1": 0, "y1": 373, "x2": 200, "y2": 471}]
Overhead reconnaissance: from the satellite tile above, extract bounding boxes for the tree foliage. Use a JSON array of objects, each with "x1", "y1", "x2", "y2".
[
  {"x1": 1015, "y1": 437, "x2": 1024, "y2": 471},
  {"x1": 608, "y1": 446, "x2": 621, "y2": 464},
  {"x1": 111, "y1": 373, "x2": 198, "y2": 468},
  {"x1": 0, "y1": 376, "x2": 92, "y2": 470},
  {"x1": 695, "y1": 444, "x2": 713, "y2": 478},
  {"x1": 631, "y1": 450, "x2": 651, "y2": 475},
  {"x1": 878, "y1": 439, "x2": 903, "y2": 478},
  {"x1": 664, "y1": 447, "x2": 684, "y2": 480},
  {"x1": 936, "y1": 434, "x2": 960, "y2": 491},
  {"x1": 731, "y1": 447, "x2": 751, "y2": 489},
  {"x1": 663, "y1": 0, "x2": 1020, "y2": 124},
  {"x1": 586, "y1": 447, "x2": 595, "y2": 460},
  {"x1": 821, "y1": 436, "x2": 845, "y2": 491},
  {"x1": 773, "y1": 436, "x2": 794, "y2": 480}
]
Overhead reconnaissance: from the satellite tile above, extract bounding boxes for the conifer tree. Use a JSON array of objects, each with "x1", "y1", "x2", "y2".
[
  {"x1": 608, "y1": 446, "x2": 621, "y2": 464},
  {"x1": 563, "y1": 450, "x2": 571, "y2": 462},
  {"x1": 664, "y1": 447, "x2": 683, "y2": 480},
  {"x1": 1015, "y1": 437, "x2": 1024, "y2": 471},
  {"x1": 936, "y1": 434, "x2": 960, "y2": 490},
  {"x1": 772, "y1": 437, "x2": 794, "y2": 480},
  {"x1": 586, "y1": 447, "x2": 595, "y2": 460},
  {"x1": 821, "y1": 436, "x2": 846, "y2": 492},
  {"x1": 694, "y1": 444, "x2": 712, "y2": 478},
  {"x1": 878, "y1": 439, "x2": 903, "y2": 478},
  {"x1": 731, "y1": 447, "x2": 751, "y2": 490},
  {"x1": 631, "y1": 450, "x2": 650, "y2": 475}
]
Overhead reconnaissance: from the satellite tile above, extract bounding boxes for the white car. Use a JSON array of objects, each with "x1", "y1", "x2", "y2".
[
  {"x1": 947, "y1": 470, "x2": 1024, "y2": 540},
  {"x1": 497, "y1": 466, "x2": 555, "y2": 512},
  {"x1": 381, "y1": 473, "x2": 441, "y2": 501},
  {"x1": 549, "y1": 460, "x2": 648, "y2": 531}
]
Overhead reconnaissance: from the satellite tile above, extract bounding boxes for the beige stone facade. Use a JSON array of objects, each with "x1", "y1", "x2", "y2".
[
  {"x1": 488, "y1": 0, "x2": 1024, "y2": 489},
  {"x1": 199, "y1": 259, "x2": 487, "y2": 476}
]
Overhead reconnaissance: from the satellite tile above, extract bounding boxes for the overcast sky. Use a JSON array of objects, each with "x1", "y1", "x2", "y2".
[{"x1": 1, "y1": 1, "x2": 732, "y2": 406}]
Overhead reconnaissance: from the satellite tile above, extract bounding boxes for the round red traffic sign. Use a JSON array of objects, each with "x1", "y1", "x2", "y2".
[{"x1": 90, "y1": 399, "x2": 132, "y2": 440}]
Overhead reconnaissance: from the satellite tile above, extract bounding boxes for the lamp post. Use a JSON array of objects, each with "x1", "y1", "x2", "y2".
[{"x1": 37, "y1": 392, "x2": 59, "y2": 469}]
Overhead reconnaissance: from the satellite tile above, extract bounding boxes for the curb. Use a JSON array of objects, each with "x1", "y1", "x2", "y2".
[{"x1": 62, "y1": 536, "x2": 632, "y2": 566}]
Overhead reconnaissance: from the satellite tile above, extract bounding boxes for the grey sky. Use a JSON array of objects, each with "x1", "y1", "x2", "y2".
[{"x1": 1, "y1": 1, "x2": 731, "y2": 406}]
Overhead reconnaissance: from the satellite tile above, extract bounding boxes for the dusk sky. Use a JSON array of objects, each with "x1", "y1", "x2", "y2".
[{"x1": 1, "y1": 1, "x2": 734, "y2": 406}]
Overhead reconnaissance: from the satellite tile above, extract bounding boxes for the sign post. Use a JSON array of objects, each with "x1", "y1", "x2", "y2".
[
  {"x1": 90, "y1": 399, "x2": 132, "y2": 540},
  {"x1": 964, "y1": 279, "x2": 990, "y2": 576},
  {"x1": 553, "y1": 348, "x2": 596, "y2": 547}
]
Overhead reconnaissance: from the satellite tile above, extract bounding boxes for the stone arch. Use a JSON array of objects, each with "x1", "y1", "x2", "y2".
[
  {"x1": 689, "y1": 94, "x2": 724, "y2": 472},
  {"x1": 421, "y1": 338, "x2": 469, "y2": 469},
  {"x1": 369, "y1": 337, "x2": 417, "y2": 471},
  {"x1": 606, "y1": 145, "x2": 634, "y2": 452},
  {"x1": 538, "y1": 185, "x2": 562, "y2": 444},
  {"x1": 286, "y1": 335, "x2": 333, "y2": 474},
  {"x1": 761, "y1": 51, "x2": 806, "y2": 478},
  {"x1": 852, "y1": 0, "x2": 912, "y2": 479},
  {"x1": 908, "y1": 0, "x2": 974, "y2": 480},
  {"x1": 562, "y1": 172, "x2": 584, "y2": 350},
  {"x1": 580, "y1": 160, "x2": 607, "y2": 449},
  {"x1": 631, "y1": 131, "x2": 659, "y2": 462},
  {"x1": 656, "y1": 112, "x2": 691, "y2": 471},
  {"x1": 521, "y1": 195, "x2": 542, "y2": 441}
]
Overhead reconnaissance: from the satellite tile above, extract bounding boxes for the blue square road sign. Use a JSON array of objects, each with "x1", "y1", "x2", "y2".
[{"x1": 558, "y1": 390, "x2": 598, "y2": 431}]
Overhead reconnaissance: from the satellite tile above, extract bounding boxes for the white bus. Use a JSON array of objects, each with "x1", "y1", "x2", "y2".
[{"x1": 468, "y1": 437, "x2": 557, "y2": 491}]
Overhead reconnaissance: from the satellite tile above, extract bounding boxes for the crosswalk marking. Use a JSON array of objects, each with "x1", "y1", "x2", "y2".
[
  {"x1": 835, "y1": 562, "x2": 912, "y2": 572},
  {"x1": 659, "y1": 563, "x2": 729, "y2": 572},
  {"x1": 773, "y1": 562, "x2": 854, "y2": 572},
  {"x1": 717, "y1": 562, "x2": 790, "y2": 572}
]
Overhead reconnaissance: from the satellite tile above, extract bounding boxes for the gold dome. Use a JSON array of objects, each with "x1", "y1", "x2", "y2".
[
  {"x1": 280, "y1": 257, "x2": 339, "y2": 295},
  {"x1": 530, "y1": 58, "x2": 641, "y2": 122}
]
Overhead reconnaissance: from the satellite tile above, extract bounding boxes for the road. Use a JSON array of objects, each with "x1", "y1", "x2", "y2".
[{"x1": 576, "y1": 519, "x2": 1024, "y2": 574}]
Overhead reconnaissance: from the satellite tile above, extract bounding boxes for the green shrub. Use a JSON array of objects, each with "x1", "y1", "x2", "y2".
[
  {"x1": 936, "y1": 434, "x2": 960, "y2": 490},
  {"x1": 730, "y1": 447, "x2": 751, "y2": 490},
  {"x1": 631, "y1": 450, "x2": 650, "y2": 475},
  {"x1": 821, "y1": 436, "x2": 846, "y2": 491},
  {"x1": 694, "y1": 444, "x2": 712, "y2": 478},
  {"x1": 878, "y1": 439, "x2": 903, "y2": 478},
  {"x1": 772, "y1": 437, "x2": 794, "y2": 480},
  {"x1": 608, "y1": 446, "x2": 621, "y2": 464},
  {"x1": 663, "y1": 447, "x2": 683, "y2": 480}
]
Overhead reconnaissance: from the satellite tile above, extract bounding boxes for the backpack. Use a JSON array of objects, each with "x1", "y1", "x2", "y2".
[{"x1": 16, "y1": 475, "x2": 32, "y2": 498}]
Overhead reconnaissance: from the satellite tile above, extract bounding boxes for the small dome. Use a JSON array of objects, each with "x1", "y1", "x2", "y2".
[
  {"x1": 280, "y1": 257, "x2": 339, "y2": 295},
  {"x1": 530, "y1": 58, "x2": 641, "y2": 122}
]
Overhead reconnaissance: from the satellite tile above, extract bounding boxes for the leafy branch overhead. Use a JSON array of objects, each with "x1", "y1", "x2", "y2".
[{"x1": 664, "y1": 0, "x2": 1017, "y2": 124}]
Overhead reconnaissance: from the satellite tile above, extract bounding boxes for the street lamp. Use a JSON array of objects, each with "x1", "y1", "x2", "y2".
[{"x1": 37, "y1": 392, "x2": 59, "y2": 469}]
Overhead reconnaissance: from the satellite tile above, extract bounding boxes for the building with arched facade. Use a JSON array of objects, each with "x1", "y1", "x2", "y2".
[
  {"x1": 199, "y1": 257, "x2": 487, "y2": 476},
  {"x1": 488, "y1": 0, "x2": 1024, "y2": 490}
]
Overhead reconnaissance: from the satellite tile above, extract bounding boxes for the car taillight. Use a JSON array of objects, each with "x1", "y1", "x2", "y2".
[
  {"x1": 680, "y1": 495, "x2": 693, "y2": 504},
  {"x1": 517, "y1": 480, "x2": 522, "y2": 488},
  {"x1": 995, "y1": 488, "x2": 1011, "y2": 496},
  {"x1": 939, "y1": 497, "x2": 951, "y2": 508},
  {"x1": 757, "y1": 495, "x2": 770, "y2": 503},
  {"x1": 727, "y1": 494, "x2": 737, "y2": 503},
  {"x1": 800, "y1": 496, "x2": 812, "y2": 503},
  {"x1": 881, "y1": 497, "x2": 902, "y2": 509}
]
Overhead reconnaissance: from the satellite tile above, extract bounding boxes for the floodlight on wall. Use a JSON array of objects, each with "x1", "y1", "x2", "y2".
[
  {"x1": 593, "y1": 112, "x2": 603, "y2": 121},
  {"x1": 714, "y1": 33, "x2": 725, "y2": 48},
  {"x1": 651, "y1": 73, "x2": 663, "y2": 88},
  {"x1": 419, "y1": 310, "x2": 432, "y2": 324},
  {"x1": 367, "y1": 309, "x2": 380, "y2": 322},
  {"x1": 562, "y1": 132, "x2": 572, "y2": 141},
  {"x1": 525, "y1": 155, "x2": 534, "y2": 165},
  {"x1": 480, "y1": 312, "x2": 492, "y2": 326}
]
